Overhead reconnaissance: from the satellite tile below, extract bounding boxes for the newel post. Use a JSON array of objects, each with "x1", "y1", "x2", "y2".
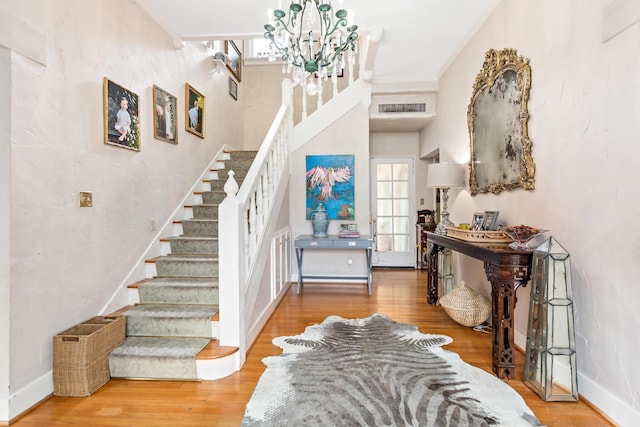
[{"x1": 218, "y1": 170, "x2": 246, "y2": 365}]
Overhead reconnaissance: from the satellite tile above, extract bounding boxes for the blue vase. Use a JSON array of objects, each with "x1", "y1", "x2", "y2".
[{"x1": 311, "y1": 203, "x2": 330, "y2": 237}]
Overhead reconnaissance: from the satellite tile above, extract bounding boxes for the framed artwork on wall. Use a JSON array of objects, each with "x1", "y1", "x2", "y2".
[
  {"x1": 225, "y1": 40, "x2": 242, "y2": 82},
  {"x1": 153, "y1": 85, "x2": 177, "y2": 144},
  {"x1": 185, "y1": 83, "x2": 205, "y2": 138},
  {"x1": 305, "y1": 154, "x2": 355, "y2": 220},
  {"x1": 229, "y1": 77, "x2": 238, "y2": 100},
  {"x1": 103, "y1": 77, "x2": 140, "y2": 151}
]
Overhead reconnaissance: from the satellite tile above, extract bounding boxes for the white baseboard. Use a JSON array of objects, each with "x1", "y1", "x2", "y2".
[
  {"x1": 577, "y1": 372, "x2": 639, "y2": 426},
  {"x1": 0, "y1": 371, "x2": 52, "y2": 423},
  {"x1": 515, "y1": 330, "x2": 637, "y2": 425}
]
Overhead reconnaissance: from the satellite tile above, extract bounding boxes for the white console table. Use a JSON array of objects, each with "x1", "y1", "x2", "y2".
[{"x1": 294, "y1": 235, "x2": 373, "y2": 295}]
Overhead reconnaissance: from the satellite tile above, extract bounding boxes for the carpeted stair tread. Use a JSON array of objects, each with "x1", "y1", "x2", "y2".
[
  {"x1": 153, "y1": 254, "x2": 218, "y2": 260},
  {"x1": 168, "y1": 236, "x2": 218, "y2": 253},
  {"x1": 180, "y1": 218, "x2": 219, "y2": 236},
  {"x1": 109, "y1": 336, "x2": 211, "y2": 380},
  {"x1": 126, "y1": 304, "x2": 218, "y2": 319},
  {"x1": 125, "y1": 304, "x2": 218, "y2": 338},
  {"x1": 138, "y1": 278, "x2": 219, "y2": 305},
  {"x1": 153, "y1": 254, "x2": 219, "y2": 278}
]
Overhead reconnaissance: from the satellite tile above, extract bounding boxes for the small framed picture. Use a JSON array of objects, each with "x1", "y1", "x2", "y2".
[
  {"x1": 153, "y1": 85, "x2": 177, "y2": 144},
  {"x1": 103, "y1": 77, "x2": 140, "y2": 151},
  {"x1": 471, "y1": 212, "x2": 485, "y2": 231},
  {"x1": 229, "y1": 77, "x2": 238, "y2": 100},
  {"x1": 483, "y1": 211, "x2": 500, "y2": 231},
  {"x1": 225, "y1": 40, "x2": 242, "y2": 82},
  {"x1": 185, "y1": 83, "x2": 205, "y2": 138}
]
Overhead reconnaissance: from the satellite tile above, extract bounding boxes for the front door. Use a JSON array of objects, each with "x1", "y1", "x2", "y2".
[{"x1": 370, "y1": 158, "x2": 415, "y2": 267}]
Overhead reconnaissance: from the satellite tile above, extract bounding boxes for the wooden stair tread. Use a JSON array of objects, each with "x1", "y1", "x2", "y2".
[
  {"x1": 196, "y1": 340, "x2": 238, "y2": 360},
  {"x1": 128, "y1": 278, "x2": 153, "y2": 288},
  {"x1": 107, "y1": 305, "x2": 136, "y2": 316}
]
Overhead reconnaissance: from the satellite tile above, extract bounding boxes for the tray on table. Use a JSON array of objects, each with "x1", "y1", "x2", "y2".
[{"x1": 446, "y1": 227, "x2": 512, "y2": 243}]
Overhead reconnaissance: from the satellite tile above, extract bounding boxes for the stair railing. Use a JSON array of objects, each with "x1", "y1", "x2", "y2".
[
  {"x1": 218, "y1": 80, "x2": 293, "y2": 366},
  {"x1": 217, "y1": 32, "x2": 379, "y2": 368}
]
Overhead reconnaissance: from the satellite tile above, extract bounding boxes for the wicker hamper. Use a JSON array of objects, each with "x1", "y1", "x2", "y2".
[
  {"x1": 53, "y1": 316, "x2": 125, "y2": 397},
  {"x1": 81, "y1": 316, "x2": 126, "y2": 353},
  {"x1": 438, "y1": 281, "x2": 491, "y2": 327}
]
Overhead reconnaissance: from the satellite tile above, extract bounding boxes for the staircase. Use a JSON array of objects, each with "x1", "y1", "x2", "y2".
[{"x1": 108, "y1": 151, "x2": 257, "y2": 380}]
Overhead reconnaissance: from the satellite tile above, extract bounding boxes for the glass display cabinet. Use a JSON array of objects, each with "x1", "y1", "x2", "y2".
[{"x1": 524, "y1": 237, "x2": 578, "y2": 401}]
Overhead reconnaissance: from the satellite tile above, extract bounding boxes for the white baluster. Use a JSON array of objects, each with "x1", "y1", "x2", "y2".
[
  {"x1": 255, "y1": 180, "x2": 264, "y2": 238},
  {"x1": 268, "y1": 150, "x2": 275, "y2": 194},
  {"x1": 302, "y1": 86, "x2": 308, "y2": 120},
  {"x1": 317, "y1": 78, "x2": 323, "y2": 110},
  {"x1": 243, "y1": 206, "x2": 250, "y2": 277}
]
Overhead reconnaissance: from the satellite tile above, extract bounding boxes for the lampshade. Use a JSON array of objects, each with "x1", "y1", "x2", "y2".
[{"x1": 426, "y1": 163, "x2": 465, "y2": 189}]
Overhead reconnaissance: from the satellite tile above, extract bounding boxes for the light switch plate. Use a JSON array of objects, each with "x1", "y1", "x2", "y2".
[{"x1": 79, "y1": 191, "x2": 93, "y2": 207}]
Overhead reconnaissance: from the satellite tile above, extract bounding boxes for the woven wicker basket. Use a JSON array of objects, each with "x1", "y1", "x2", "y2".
[
  {"x1": 438, "y1": 281, "x2": 491, "y2": 327},
  {"x1": 53, "y1": 316, "x2": 125, "y2": 397}
]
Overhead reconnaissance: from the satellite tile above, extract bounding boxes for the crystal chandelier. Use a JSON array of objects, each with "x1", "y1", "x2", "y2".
[{"x1": 264, "y1": 0, "x2": 358, "y2": 96}]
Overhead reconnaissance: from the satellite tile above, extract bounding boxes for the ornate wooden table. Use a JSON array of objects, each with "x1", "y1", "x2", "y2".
[{"x1": 426, "y1": 232, "x2": 533, "y2": 379}]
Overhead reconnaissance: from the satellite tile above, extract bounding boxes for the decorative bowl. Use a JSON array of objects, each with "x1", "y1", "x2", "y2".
[{"x1": 503, "y1": 225, "x2": 547, "y2": 249}]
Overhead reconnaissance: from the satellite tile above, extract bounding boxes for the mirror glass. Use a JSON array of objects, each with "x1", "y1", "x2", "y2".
[{"x1": 467, "y1": 48, "x2": 536, "y2": 196}]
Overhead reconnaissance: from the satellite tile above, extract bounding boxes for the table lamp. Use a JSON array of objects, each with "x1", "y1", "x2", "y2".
[{"x1": 426, "y1": 162, "x2": 465, "y2": 235}]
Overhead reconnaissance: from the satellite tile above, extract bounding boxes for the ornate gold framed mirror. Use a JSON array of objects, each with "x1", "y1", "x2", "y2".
[{"x1": 467, "y1": 48, "x2": 535, "y2": 196}]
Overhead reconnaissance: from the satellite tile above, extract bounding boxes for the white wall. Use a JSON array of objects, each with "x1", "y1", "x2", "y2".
[
  {"x1": 420, "y1": 0, "x2": 640, "y2": 424},
  {"x1": 0, "y1": 47, "x2": 11, "y2": 422},
  {"x1": 242, "y1": 62, "x2": 283, "y2": 150},
  {"x1": 1, "y1": 0, "x2": 242, "y2": 419},
  {"x1": 290, "y1": 105, "x2": 371, "y2": 278}
]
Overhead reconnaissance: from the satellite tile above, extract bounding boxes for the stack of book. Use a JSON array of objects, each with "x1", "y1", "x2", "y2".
[{"x1": 339, "y1": 223, "x2": 360, "y2": 238}]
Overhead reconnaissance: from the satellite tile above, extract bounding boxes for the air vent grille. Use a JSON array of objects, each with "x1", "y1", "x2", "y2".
[{"x1": 378, "y1": 103, "x2": 427, "y2": 113}]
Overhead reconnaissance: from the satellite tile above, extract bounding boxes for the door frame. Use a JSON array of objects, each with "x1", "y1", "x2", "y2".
[{"x1": 370, "y1": 156, "x2": 417, "y2": 267}]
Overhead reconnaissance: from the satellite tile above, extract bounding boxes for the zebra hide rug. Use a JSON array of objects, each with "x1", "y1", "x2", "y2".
[{"x1": 241, "y1": 313, "x2": 542, "y2": 427}]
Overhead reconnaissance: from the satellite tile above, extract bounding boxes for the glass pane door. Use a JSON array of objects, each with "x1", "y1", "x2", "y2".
[{"x1": 371, "y1": 158, "x2": 415, "y2": 267}]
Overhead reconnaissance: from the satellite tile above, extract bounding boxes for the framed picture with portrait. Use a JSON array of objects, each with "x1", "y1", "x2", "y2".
[
  {"x1": 482, "y1": 211, "x2": 500, "y2": 231},
  {"x1": 153, "y1": 85, "x2": 177, "y2": 144},
  {"x1": 229, "y1": 77, "x2": 238, "y2": 100},
  {"x1": 185, "y1": 83, "x2": 205, "y2": 138},
  {"x1": 471, "y1": 212, "x2": 485, "y2": 231},
  {"x1": 103, "y1": 77, "x2": 140, "y2": 151},
  {"x1": 225, "y1": 40, "x2": 242, "y2": 82}
]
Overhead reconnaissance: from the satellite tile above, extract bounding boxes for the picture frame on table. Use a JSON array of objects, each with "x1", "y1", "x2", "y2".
[
  {"x1": 153, "y1": 85, "x2": 177, "y2": 144},
  {"x1": 229, "y1": 77, "x2": 238, "y2": 100},
  {"x1": 103, "y1": 77, "x2": 140, "y2": 151},
  {"x1": 483, "y1": 211, "x2": 500, "y2": 231},
  {"x1": 471, "y1": 212, "x2": 485, "y2": 231},
  {"x1": 185, "y1": 83, "x2": 205, "y2": 138}
]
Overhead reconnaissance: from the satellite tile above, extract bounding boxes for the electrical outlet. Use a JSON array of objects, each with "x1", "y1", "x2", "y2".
[
  {"x1": 79, "y1": 191, "x2": 92, "y2": 207},
  {"x1": 420, "y1": 198, "x2": 424, "y2": 205},
  {"x1": 150, "y1": 218, "x2": 156, "y2": 231}
]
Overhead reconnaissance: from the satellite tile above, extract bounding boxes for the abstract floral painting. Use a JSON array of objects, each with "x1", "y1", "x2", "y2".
[{"x1": 306, "y1": 154, "x2": 355, "y2": 220}]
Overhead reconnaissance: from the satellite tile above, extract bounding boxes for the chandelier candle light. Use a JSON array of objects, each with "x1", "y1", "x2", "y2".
[{"x1": 264, "y1": 0, "x2": 358, "y2": 96}]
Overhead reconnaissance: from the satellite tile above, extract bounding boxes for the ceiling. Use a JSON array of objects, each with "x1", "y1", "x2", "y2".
[{"x1": 136, "y1": 0, "x2": 498, "y2": 131}]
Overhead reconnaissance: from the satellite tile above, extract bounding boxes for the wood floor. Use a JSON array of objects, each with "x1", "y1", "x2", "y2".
[{"x1": 12, "y1": 269, "x2": 613, "y2": 426}]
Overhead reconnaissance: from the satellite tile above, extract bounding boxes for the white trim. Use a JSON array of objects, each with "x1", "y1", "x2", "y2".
[
  {"x1": 2, "y1": 371, "x2": 52, "y2": 423},
  {"x1": 603, "y1": 0, "x2": 640, "y2": 42}
]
